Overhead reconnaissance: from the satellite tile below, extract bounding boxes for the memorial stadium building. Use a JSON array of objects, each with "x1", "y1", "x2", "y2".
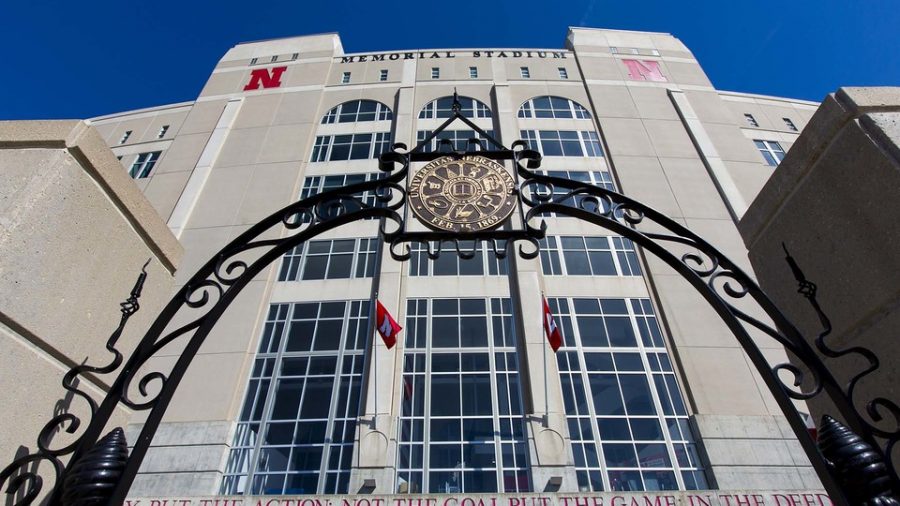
[{"x1": 69, "y1": 26, "x2": 825, "y2": 503}]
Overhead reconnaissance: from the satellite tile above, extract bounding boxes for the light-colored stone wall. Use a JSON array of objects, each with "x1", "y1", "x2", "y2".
[
  {"x1": 0, "y1": 120, "x2": 182, "y2": 501},
  {"x1": 739, "y1": 87, "x2": 900, "y2": 473}
]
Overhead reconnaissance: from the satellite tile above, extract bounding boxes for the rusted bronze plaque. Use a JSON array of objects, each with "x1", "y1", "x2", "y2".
[{"x1": 409, "y1": 155, "x2": 516, "y2": 232}]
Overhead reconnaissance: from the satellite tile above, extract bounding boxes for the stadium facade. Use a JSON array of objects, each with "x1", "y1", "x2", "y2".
[{"x1": 82, "y1": 27, "x2": 826, "y2": 503}]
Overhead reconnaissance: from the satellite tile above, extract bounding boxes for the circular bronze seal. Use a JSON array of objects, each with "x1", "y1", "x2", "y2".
[{"x1": 409, "y1": 155, "x2": 516, "y2": 232}]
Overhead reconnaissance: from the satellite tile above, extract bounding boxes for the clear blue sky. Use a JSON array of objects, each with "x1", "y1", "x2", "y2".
[{"x1": 1, "y1": 0, "x2": 898, "y2": 119}]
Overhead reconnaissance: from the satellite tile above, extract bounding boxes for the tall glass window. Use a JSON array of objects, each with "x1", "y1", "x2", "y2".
[
  {"x1": 520, "y1": 130, "x2": 603, "y2": 157},
  {"x1": 279, "y1": 238, "x2": 378, "y2": 281},
  {"x1": 321, "y1": 100, "x2": 392, "y2": 124},
  {"x1": 550, "y1": 297, "x2": 707, "y2": 492},
  {"x1": 129, "y1": 151, "x2": 161, "y2": 178},
  {"x1": 518, "y1": 96, "x2": 591, "y2": 119},
  {"x1": 419, "y1": 96, "x2": 492, "y2": 119},
  {"x1": 297, "y1": 173, "x2": 387, "y2": 222},
  {"x1": 539, "y1": 236, "x2": 641, "y2": 276},
  {"x1": 416, "y1": 130, "x2": 496, "y2": 153},
  {"x1": 397, "y1": 298, "x2": 531, "y2": 494},
  {"x1": 222, "y1": 301, "x2": 370, "y2": 495},
  {"x1": 754, "y1": 139, "x2": 786, "y2": 166},
  {"x1": 408, "y1": 240, "x2": 508, "y2": 276},
  {"x1": 310, "y1": 133, "x2": 391, "y2": 162},
  {"x1": 532, "y1": 170, "x2": 615, "y2": 218}
]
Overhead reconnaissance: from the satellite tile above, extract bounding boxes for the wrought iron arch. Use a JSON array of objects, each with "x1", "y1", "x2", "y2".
[{"x1": 3, "y1": 93, "x2": 897, "y2": 506}]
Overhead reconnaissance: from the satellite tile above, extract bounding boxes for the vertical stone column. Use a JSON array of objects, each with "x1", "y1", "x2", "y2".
[
  {"x1": 493, "y1": 80, "x2": 578, "y2": 492},
  {"x1": 349, "y1": 76, "x2": 418, "y2": 494}
]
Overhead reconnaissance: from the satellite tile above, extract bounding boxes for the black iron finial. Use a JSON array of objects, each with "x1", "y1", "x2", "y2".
[
  {"x1": 451, "y1": 88, "x2": 461, "y2": 113},
  {"x1": 61, "y1": 428, "x2": 128, "y2": 506},
  {"x1": 817, "y1": 415, "x2": 899, "y2": 505}
]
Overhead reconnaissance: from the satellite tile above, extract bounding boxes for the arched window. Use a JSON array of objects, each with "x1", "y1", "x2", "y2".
[
  {"x1": 321, "y1": 100, "x2": 393, "y2": 124},
  {"x1": 518, "y1": 96, "x2": 591, "y2": 119},
  {"x1": 419, "y1": 96, "x2": 492, "y2": 119}
]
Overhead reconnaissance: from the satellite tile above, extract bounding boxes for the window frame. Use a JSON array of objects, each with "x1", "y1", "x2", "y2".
[
  {"x1": 558, "y1": 67, "x2": 569, "y2": 79},
  {"x1": 518, "y1": 96, "x2": 592, "y2": 119},
  {"x1": 321, "y1": 100, "x2": 393, "y2": 124},
  {"x1": 520, "y1": 67, "x2": 530, "y2": 79},
  {"x1": 341, "y1": 72, "x2": 351, "y2": 84},
  {"x1": 379, "y1": 69, "x2": 389, "y2": 82},
  {"x1": 539, "y1": 236, "x2": 641, "y2": 277},
  {"x1": 128, "y1": 151, "x2": 161, "y2": 179},
  {"x1": 408, "y1": 240, "x2": 508, "y2": 277},
  {"x1": 550, "y1": 297, "x2": 707, "y2": 492},
  {"x1": 279, "y1": 237, "x2": 378, "y2": 282},
  {"x1": 396, "y1": 298, "x2": 532, "y2": 494},
  {"x1": 419, "y1": 96, "x2": 492, "y2": 119},
  {"x1": 309, "y1": 132, "x2": 392, "y2": 162},
  {"x1": 754, "y1": 139, "x2": 786, "y2": 166},
  {"x1": 520, "y1": 130, "x2": 603, "y2": 157},
  {"x1": 415, "y1": 129, "x2": 496, "y2": 153},
  {"x1": 221, "y1": 301, "x2": 370, "y2": 496}
]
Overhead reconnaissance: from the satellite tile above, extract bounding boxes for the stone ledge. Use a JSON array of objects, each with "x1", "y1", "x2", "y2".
[
  {"x1": 738, "y1": 87, "x2": 900, "y2": 248},
  {"x1": 0, "y1": 120, "x2": 183, "y2": 272}
]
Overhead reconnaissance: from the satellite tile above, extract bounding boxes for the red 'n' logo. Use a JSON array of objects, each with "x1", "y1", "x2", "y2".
[
  {"x1": 622, "y1": 60, "x2": 667, "y2": 82},
  {"x1": 243, "y1": 66, "x2": 287, "y2": 91}
]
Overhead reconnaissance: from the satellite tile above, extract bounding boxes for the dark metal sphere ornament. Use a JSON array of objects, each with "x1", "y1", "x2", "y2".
[
  {"x1": 409, "y1": 155, "x2": 515, "y2": 232},
  {"x1": 61, "y1": 428, "x2": 128, "y2": 506},
  {"x1": 817, "y1": 415, "x2": 899, "y2": 505}
]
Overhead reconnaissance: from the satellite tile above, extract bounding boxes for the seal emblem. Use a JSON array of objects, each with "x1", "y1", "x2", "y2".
[{"x1": 409, "y1": 155, "x2": 516, "y2": 232}]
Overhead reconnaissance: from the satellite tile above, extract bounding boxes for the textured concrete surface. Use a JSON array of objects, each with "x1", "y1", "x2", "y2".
[
  {"x1": 739, "y1": 87, "x2": 900, "y2": 474},
  {"x1": 0, "y1": 120, "x2": 181, "y2": 501}
]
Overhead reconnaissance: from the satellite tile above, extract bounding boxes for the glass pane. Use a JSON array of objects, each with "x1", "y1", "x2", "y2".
[
  {"x1": 300, "y1": 377, "x2": 333, "y2": 418},
  {"x1": 606, "y1": 317, "x2": 637, "y2": 347},
  {"x1": 271, "y1": 378, "x2": 304, "y2": 419},
  {"x1": 460, "y1": 317, "x2": 488, "y2": 347},
  {"x1": 462, "y1": 374, "x2": 492, "y2": 415},
  {"x1": 590, "y1": 374, "x2": 624, "y2": 415},
  {"x1": 431, "y1": 376, "x2": 461, "y2": 415}
]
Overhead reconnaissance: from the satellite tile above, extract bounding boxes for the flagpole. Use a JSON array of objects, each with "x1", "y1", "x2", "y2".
[
  {"x1": 373, "y1": 291, "x2": 378, "y2": 430},
  {"x1": 542, "y1": 292, "x2": 549, "y2": 427}
]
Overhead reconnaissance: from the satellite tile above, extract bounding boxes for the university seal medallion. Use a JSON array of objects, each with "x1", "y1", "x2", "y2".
[{"x1": 409, "y1": 155, "x2": 516, "y2": 232}]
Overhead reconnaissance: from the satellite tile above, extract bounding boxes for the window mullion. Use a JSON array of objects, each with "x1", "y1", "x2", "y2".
[
  {"x1": 567, "y1": 297, "x2": 612, "y2": 492},
  {"x1": 608, "y1": 237, "x2": 625, "y2": 276},
  {"x1": 317, "y1": 303, "x2": 352, "y2": 493},
  {"x1": 486, "y1": 317, "x2": 502, "y2": 492},
  {"x1": 247, "y1": 303, "x2": 293, "y2": 493},
  {"x1": 422, "y1": 299, "x2": 433, "y2": 493},
  {"x1": 629, "y1": 299, "x2": 687, "y2": 491}
]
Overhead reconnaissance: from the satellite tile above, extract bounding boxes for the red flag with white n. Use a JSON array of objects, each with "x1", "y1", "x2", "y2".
[
  {"x1": 375, "y1": 300, "x2": 402, "y2": 349},
  {"x1": 542, "y1": 297, "x2": 562, "y2": 352}
]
